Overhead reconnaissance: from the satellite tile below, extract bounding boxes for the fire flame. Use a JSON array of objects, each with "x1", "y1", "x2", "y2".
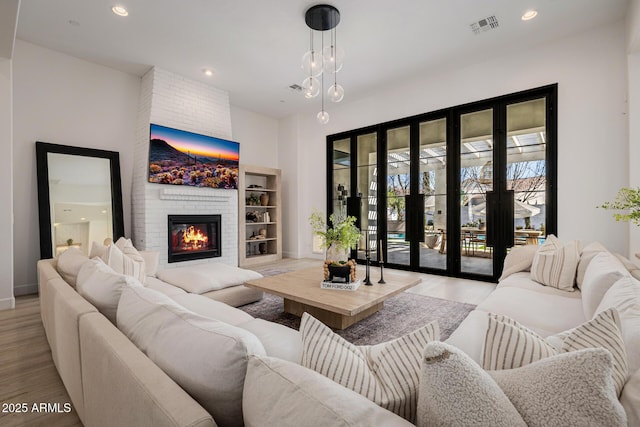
[{"x1": 182, "y1": 225, "x2": 208, "y2": 249}]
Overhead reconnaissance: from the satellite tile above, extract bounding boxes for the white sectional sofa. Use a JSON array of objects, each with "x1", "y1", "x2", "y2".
[{"x1": 37, "y1": 240, "x2": 640, "y2": 426}]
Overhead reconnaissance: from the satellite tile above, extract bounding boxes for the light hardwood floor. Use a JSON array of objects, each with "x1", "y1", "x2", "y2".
[{"x1": 0, "y1": 258, "x2": 495, "y2": 426}]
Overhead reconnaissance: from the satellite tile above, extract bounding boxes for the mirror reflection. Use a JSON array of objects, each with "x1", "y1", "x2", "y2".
[{"x1": 48, "y1": 153, "x2": 114, "y2": 256}]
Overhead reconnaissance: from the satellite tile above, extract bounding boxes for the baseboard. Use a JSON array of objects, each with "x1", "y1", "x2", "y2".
[
  {"x1": 14, "y1": 282, "x2": 38, "y2": 297},
  {"x1": 282, "y1": 251, "x2": 298, "y2": 259},
  {"x1": 0, "y1": 296, "x2": 15, "y2": 310}
]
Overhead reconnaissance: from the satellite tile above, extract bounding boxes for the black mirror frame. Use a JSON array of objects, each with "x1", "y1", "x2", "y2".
[{"x1": 35, "y1": 141, "x2": 125, "y2": 259}]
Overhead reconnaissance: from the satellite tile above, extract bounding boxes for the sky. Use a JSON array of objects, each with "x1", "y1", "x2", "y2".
[{"x1": 150, "y1": 124, "x2": 239, "y2": 161}]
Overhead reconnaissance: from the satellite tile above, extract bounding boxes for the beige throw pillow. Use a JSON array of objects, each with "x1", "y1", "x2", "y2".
[
  {"x1": 530, "y1": 234, "x2": 580, "y2": 291},
  {"x1": 300, "y1": 313, "x2": 439, "y2": 422},
  {"x1": 56, "y1": 247, "x2": 89, "y2": 287},
  {"x1": 102, "y1": 238, "x2": 145, "y2": 282},
  {"x1": 418, "y1": 342, "x2": 626, "y2": 427},
  {"x1": 483, "y1": 308, "x2": 628, "y2": 396},
  {"x1": 499, "y1": 244, "x2": 540, "y2": 281},
  {"x1": 575, "y1": 241, "x2": 609, "y2": 288},
  {"x1": 581, "y1": 251, "x2": 627, "y2": 319}
]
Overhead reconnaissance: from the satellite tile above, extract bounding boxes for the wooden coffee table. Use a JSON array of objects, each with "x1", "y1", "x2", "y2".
[{"x1": 244, "y1": 266, "x2": 421, "y2": 329}]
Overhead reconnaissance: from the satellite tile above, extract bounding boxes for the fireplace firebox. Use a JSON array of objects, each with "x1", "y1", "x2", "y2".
[{"x1": 167, "y1": 214, "x2": 221, "y2": 263}]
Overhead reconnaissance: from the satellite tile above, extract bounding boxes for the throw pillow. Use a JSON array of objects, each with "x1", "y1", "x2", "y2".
[
  {"x1": 596, "y1": 275, "x2": 640, "y2": 373},
  {"x1": 614, "y1": 253, "x2": 640, "y2": 281},
  {"x1": 418, "y1": 342, "x2": 626, "y2": 427},
  {"x1": 88, "y1": 241, "x2": 108, "y2": 259},
  {"x1": 530, "y1": 234, "x2": 580, "y2": 291},
  {"x1": 56, "y1": 247, "x2": 89, "y2": 287},
  {"x1": 489, "y1": 348, "x2": 627, "y2": 427},
  {"x1": 581, "y1": 251, "x2": 627, "y2": 319},
  {"x1": 417, "y1": 341, "x2": 526, "y2": 427},
  {"x1": 76, "y1": 258, "x2": 141, "y2": 324},
  {"x1": 117, "y1": 284, "x2": 267, "y2": 427},
  {"x1": 499, "y1": 244, "x2": 540, "y2": 281},
  {"x1": 575, "y1": 241, "x2": 609, "y2": 289},
  {"x1": 243, "y1": 355, "x2": 414, "y2": 427},
  {"x1": 114, "y1": 237, "x2": 146, "y2": 281},
  {"x1": 299, "y1": 312, "x2": 439, "y2": 422},
  {"x1": 482, "y1": 308, "x2": 628, "y2": 396}
]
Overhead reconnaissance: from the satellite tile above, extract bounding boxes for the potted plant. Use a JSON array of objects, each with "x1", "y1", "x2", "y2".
[
  {"x1": 309, "y1": 210, "x2": 360, "y2": 263},
  {"x1": 599, "y1": 187, "x2": 640, "y2": 226}
]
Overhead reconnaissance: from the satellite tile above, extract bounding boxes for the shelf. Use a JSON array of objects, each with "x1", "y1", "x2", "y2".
[
  {"x1": 245, "y1": 222, "x2": 277, "y2": 225},
  {"x1": 245, "y1": 187, "x2": 277, "y2": 192},
  {"x1": 245, "y1": 237, "x2": 277, "y2": 243},
  {"x1": 245, "y1": 205, "x2": 276, "y2": 209}
]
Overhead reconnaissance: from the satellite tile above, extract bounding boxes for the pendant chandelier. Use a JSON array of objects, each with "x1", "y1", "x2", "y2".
[{"x1": 302, "y1": 4, "x2": 344, "y2": 125}]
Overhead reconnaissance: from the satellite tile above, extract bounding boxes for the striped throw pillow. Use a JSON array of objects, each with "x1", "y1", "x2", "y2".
[
  {"x1": 530, "y1": 234, "x2": 580, "y2": 292},
  {"x1": 483, "y1": 313, "x2": 556, "y2": 370},
  {"x1": 483, "y1": 308, "x2": 628, "y2": 396},
  {"x1": 300, "y1": 312, "x2": 439, "y2": 422},
  {"x1": 103, "y1": 238, "x2": 146, "y2": 282}
]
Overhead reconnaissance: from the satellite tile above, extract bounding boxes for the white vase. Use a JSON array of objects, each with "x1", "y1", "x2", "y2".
[{"x1": 325, "y1": 244, "x2": 349, "y2": 262}]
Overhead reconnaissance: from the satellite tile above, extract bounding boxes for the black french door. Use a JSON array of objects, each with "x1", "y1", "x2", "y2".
[{"x1": 327, "y1": 85, "x2": 557, "y2": 282}]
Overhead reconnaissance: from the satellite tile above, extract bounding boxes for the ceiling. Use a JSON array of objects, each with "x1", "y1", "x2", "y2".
[{"x1": 15, "y1": 0, "x2": 628, "y2": 119}]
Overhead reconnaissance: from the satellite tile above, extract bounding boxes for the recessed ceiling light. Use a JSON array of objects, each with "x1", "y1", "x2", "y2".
[
  {"x1": 521, "y1": 10, "x2": 538, "y2": 21},
  {"x1": 203, "y1": 69, "x2": 214, "y2": 77},
  {"x1": 80, "y1": 217, "x2": 86, "y2": 221},
  {"x1": 101, "y1": 209, "x2": 107, "y2": 214},
  {"x1": 112, "y1": 5, "x2": 129, "y2": 17}
]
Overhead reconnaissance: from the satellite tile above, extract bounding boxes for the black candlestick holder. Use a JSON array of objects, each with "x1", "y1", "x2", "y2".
[
  {"x1": 378, "y1": 261, "x2": 386, "y2": 284},
  {"x1": 364, "y1": 253, "x2": 373, "y2": 286}
]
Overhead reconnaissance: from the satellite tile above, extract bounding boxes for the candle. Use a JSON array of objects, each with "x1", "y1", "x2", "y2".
[{"x1": 379, "y1": 239, "x2": 384, "y2": 263}]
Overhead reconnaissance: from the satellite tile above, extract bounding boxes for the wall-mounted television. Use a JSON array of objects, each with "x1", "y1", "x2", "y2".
[{"x1": 148, "y1": 123, "x2": 239, "y2": 189}]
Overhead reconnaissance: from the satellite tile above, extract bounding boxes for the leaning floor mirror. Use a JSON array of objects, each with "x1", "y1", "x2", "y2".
[{"x1": 36, "y1": 141, "x2": 125, "y2": 259}]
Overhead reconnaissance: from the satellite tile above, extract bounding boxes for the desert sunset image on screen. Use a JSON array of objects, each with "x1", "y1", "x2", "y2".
[{"x1": 148, "y1": 123, "x2": 240, "y2": 189}]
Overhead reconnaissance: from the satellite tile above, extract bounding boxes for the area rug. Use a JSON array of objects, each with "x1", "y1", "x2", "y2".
[{"x1": 238, "y1": 292, "x2": 476, "y2": 345}]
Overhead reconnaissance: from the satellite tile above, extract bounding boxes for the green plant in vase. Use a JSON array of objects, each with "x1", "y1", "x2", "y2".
[
  {"x1": 309, "y1": 210, "x2": 360, "y2": 262},
  {"x1": 599, "y1": 187, "x2": 640, "y2": 226}
]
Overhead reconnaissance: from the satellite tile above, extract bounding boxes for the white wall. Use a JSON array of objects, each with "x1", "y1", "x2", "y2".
[
  {"x1": 0, "y1": 57, "x2": 14, "y2": 309},
  {"x1": 12, "y1": 40, "x2": 141, "y2": 294},
  {"x1": 231, "y1": 105, "x2": 279, "y2": 168},
  {"x1": 283, "y1": 21, "x2": 629, "y2": 259}
]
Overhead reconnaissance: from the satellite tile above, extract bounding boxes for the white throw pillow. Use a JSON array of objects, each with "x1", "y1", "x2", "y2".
[
  {"x1": 76, "y1": 258, "x2": 140, "y2": 324},
  {"x1": 530, "y1": 234, "x2": 580, "y2": 292},
  {"x1": 581, "y1": 251, "x2": 628, "y2": 319},
  {"x1": 596, "y1": 276, "x2": 640, "y2": 373},
  {"x1": 88, "y1": 241, "x2": 108, "y2": 259},
  {"x1": 482, "y1": 309, "x2": 628, "y2": 396},
  {"x1": 114, "y1": 237, "x2": 146, "y2": 281},
  {"x1": 243, "y1": 355, "x2": 414, "y2": 427},
  {"x1": 300, "y1": 312, "x2": 439, "y2": 422},
  {"x1": 499, "y1": 244, "x2": 540, "y2": 281},
  {"x1": 576, "y1": 241, "x2": 609, "y2": 289},
  {"x1": 156, "y1": 262, "x2": 263, "y2": 294},
  {"x1": 117, "y1": 284, "x2": 266, "y2": 427},
  {"x1": 418, "y1": 341, "x2": 626, "y2": 427},
  {"x1": 56, "y1": 247, "x2": 89, "y2": 287},
  {"x1": 101, "y1": 240, "x2": 146, "y2": 283}
]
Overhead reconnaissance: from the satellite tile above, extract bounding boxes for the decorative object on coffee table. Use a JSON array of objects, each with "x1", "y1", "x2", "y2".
[
  {"x1": 323, "y1": 260, "x2": 356, "y2": 282},
  {"x1": 309, "y1": 209, "x2": 360, "y2": 264},
  {"x1": 377, "y1": 239, "x2": 386, "y2": 284}
]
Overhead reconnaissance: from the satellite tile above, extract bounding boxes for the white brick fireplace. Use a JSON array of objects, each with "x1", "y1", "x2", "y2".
[{"x1": 132, "y1": 67, "x2": 238, "y2": 269}]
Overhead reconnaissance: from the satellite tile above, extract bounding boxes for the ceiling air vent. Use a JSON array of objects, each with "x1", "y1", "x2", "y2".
[
  {"x1": 470, "y1": 15, "x2": 499, "y2": 35},
  {"x1": 288, "y1": 84, "x2": 303, "y2": 92}
]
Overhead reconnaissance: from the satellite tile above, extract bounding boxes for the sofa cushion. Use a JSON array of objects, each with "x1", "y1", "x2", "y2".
[
  {"x1": 482, "y1": 308, "x2": 628, "y2": 396},
  {"x1": 418, "y1": 341, "x2": 526, "y2": 426},
  {"x1": 300, "y1": 312, "x2": 438, "y2": 422},
  {"x1": 621, "y1": 368, "x2": 640, "y2": 426},
  {"x1": 144, "y1": 276, "x2": 187, "y2": 297},
  {"x1": 243, "y1": 355, "x2": 414, "y2": 427},
  {"x1": 476, "y1": 285, "x2": 585, "y2": 335},
  {"x1": 237, "y1": 319, "x2": 301, "y2": 363},
  {"x1": 56, "y1": 247, "x2": 89, "y2": 288},
  {"x1": 170, "y1": 293, "x2": 254, "y2": 326},
  {"x1": 76, "y1": 258, "x2": 140, "y2": 324},
  {"x1": 614, "y1": 253, "x2": 640, "y2": 281},
  {"x1": 102, "y1": 239, "x2": 146, "y2": 283},
  {"x1": 530, "y1": 234, "x2": 580, "y2": 292},
  {"x1": 89, "y1": 241, "x2": 108, "y2": 259},
  {"x1": 139, "y1": 250, "x2": 160, "y2": 277},
  {"x1": 596, "y1": 276, "x2": 640, "y2": 373},
  {"x1": 156, "y1": 262, "x2": 263, "y2": 294},
  {"x1": 576, "y1": 241, "x2": 609, "y2": 289},
  {"x1": 581, "y1": 251, "x2": 627, "y2": 319},
  {"x1": 418, "y1": 341, "x2": 626, "y2": 427},
  {"x1": 117, "y1": 284, "x2": 266, "y2": 427}
]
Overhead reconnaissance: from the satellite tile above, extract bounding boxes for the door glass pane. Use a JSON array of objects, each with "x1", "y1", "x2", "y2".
[
  {"x1": 386, "y1": 126, "x2": 410, "y2": 266},
  {"x1": 419, "y1": 118, "x2": 447, "y2": 270},
  {"x1": 507, "y1": 98, "x2": 547, "y2": 248},
  {"x1": 356, "y1": 133, "x2": 378, "y2": 262},
  {"x1": 332, "y1": 138, "x2": 350, "y2": 216},
  {"x1": 460, "y1": 109, "x2": 494, "y2": 275}
]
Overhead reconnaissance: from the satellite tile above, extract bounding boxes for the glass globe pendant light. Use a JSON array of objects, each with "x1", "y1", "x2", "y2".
[
  {"x1": 328, "y1": 83, "x2": 344, "y2": 103},
  {"x1": 302, "y1": 76, "x2": 320, "y2": 99}
]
